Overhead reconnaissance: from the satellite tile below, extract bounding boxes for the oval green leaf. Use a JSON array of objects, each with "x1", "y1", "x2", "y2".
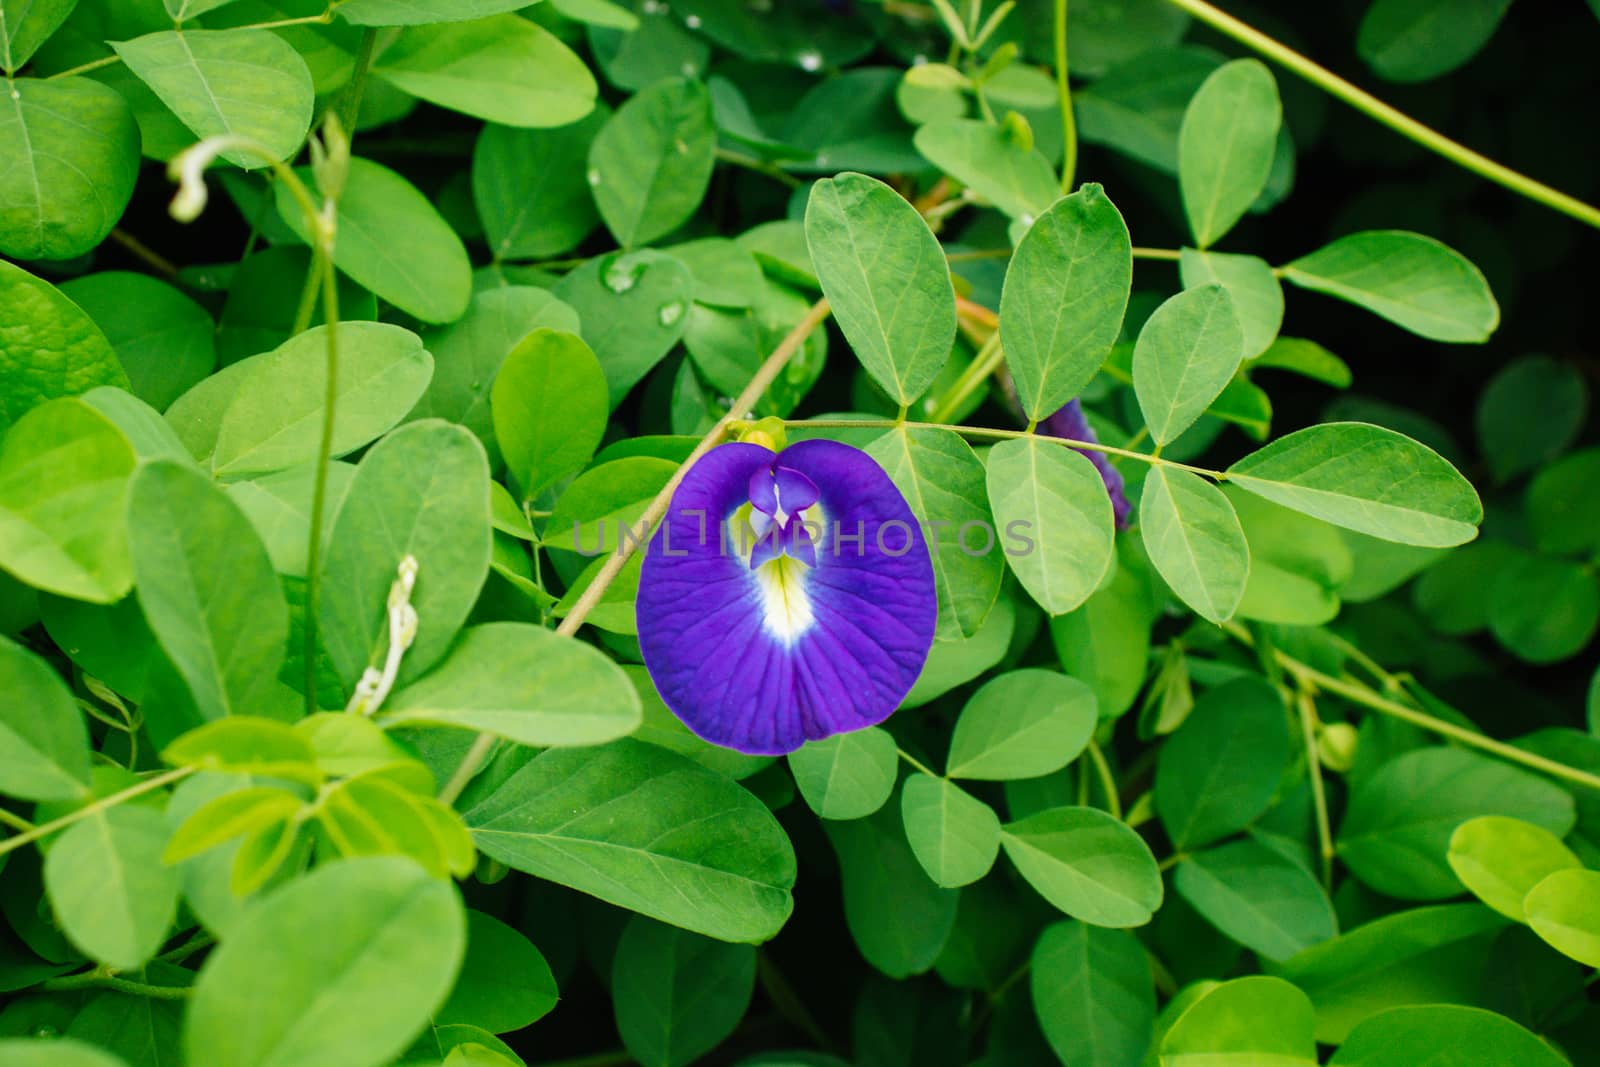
[
  {"x1": 1000, "y1": 805, "x2": 1163, "y2": 927},
  {"x1": 589, "y1": 77, "x2": 716, "y2": 248},
  {"x1": 1132, "y1": 285, "x2": 1245, "y2": 446},
  {"x1": 805, "y1": 172, "x2": 956, "y2": 407},
  {"x1": 1525, "y1": 867, "x2": 1600, "y2": 967},
  {"x1": 0, "y1": 634, "x2": 91, "y2": 801},
  {"x1": 1178, "y1": 59, "x2": 1282, "y2": 248},
  {"x1": 0, "y1": 260, "x2": 127, "y2": 425},
  {"x1": 491, "y1": 329, "x2": 608, "y2": 501},
  {"x1": 1226, "y1": 422, "x2": 1482, "y2": 547},
  {"x1": 1139, "y1": 466, "x2": 1249, "y2": 623},
  {"x1": 1155, "y1": 676, "x2": 1289, "y2": 850},
  {"x1": 1446, "y1": 815, "x2": 1581, "y2": 920},
  {"x1": 787, "y1": 726, "x2": 898, "y2": 821},
  {"x1": 44, "y1": 805, "x2": 180, "y2": 971},
  {"x1": 1030, "y1": 921, "x2": 1154, "y2": 1067},
  {"x1": 900, "y1": 773, "x2": 1001, "y2": 888},
  {"x1": 945, "y1": 668, "x2": 1097, "y2": 780}
]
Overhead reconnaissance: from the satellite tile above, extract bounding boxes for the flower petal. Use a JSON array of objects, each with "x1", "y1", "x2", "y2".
[{"x1": 637, "y1": 439, "x2": 936, "y2": 754}]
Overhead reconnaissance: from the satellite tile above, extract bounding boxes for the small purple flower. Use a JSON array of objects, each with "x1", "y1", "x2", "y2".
[
  {"x1": 637, "y1": 440, "x2": 937, "y2": 755},
  {"x1": 1042, "y1": 399, "x2": 1131, "y2": 527}
]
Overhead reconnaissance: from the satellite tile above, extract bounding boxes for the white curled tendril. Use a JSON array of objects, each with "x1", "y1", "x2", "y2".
[{"x1": 345, "y1": 555, "x2": 420, "y2": 717}]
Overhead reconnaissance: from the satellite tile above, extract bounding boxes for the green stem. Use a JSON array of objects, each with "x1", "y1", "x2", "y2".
[
  {"x1": 0, "y1": 807, "x2": 34, "y2": 834},
  {"x1": 1223, "y1": 622, "x2": 1600, "y2": 792},
  {"x1": 108, "y1": 228, "x2": 179, "y2": 279},
  {"x1": 1157, "y1": 851, "x2": 1188, "y2": 872},
  {"x1": 896, "y1": 746, "x2": 938, "y2": 778},
  {"x1": 1163, "y1": 0, "x2": 1600, "y2": 231},
  {"x1": 929, "y1": 331, "x2": 1004, "y2": 423},
  {"x1": 290, "y1": 248, "x2": 323, "y2": 336},
  {"x1": 302, "y1": 240, "x2": 341, "y2": 713},
  {"x1": 40, "y1": 972, "x2": 192, "y2": 1000},
  {"x1": 437, "y1": 300, "x2": 835, "y2": 805},
  {"x1": 1131, "y1": 246, "x2": 1182, "y2": 262},
  {"x1": 0, "y1": 768, "x2": 193, "y2": 858},
  {"x1": 1085, "y1": 738, "x2": 1121, "y2": 820},
  {"x1": 1053, "y1": 0, "x2": 1076, "y2": 193},
  {"x1": 715, "y1": 147, "x2": 803, "y2": 189},
  {"x1": 1295, "y1": 690, "x2": 1335, "y2": 889},
  {"x1": 788, "y1": 418, "x2": 1221, "y2": 479},
  {"x1": 337, "y1": 28, "x2": 379, "y2": 135},
  {"x1": 44, "y1": 54, "x2": 120, "y2": 79}
]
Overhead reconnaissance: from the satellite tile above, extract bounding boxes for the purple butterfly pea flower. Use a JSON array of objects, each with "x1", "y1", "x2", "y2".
[
  {"x1": 637, "y1": 439, "x2": 937, "y2": 755},
  {"x1": 1041, "y1": 399, "x2": 1132, "y2": 527}
]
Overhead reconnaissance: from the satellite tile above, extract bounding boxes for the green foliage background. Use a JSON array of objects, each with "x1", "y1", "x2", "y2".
[{"x1": 2, "y1": 1, "x2": 1600, "y2": 1065}]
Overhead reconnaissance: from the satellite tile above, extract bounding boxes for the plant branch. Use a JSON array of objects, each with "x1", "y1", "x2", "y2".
[
  {"x1": 337, "y1": 28, "x2": 380, "y2": 136},
  {"x1": 0, "y1": 768, "x2": 193, "y2": 858},
  {"x1": 1223, "y1": 622, "x2": 1600, "y2": 792},
  {"x1": 108, "y1": 228, "x2": 179, "y2": 279},
  {"x1": 0, "y1": 807, "x2": 33, "y2": 833},
  {"x1": 929, "y1": 331, "x2": 1004, "y2": 423},
  {"x1": 302, "y1": 245, "x2": 342, "y2": 712},
  {"x1": 896, "y1": 746, "x2": 938, "y2": 778},
  {"x1": 1295, "y1": 690, "x2": 1335, "y2": 889},
  {"x1": 437, "y1": 299, "x2": 833, "y2": 805},
  {"x1": 1163, "y1": 0, "x2": 1600, "y2": 231},
  {"x1": 1053, "y1": 0, "x2": 1076, "y2": 193},
  {"x1": 716, "y1": 147, "x2": 803, "y2": 189},
  {"x1": 40, "y1": 971, "x2": 191, "y2": 1000},
  {"x1": 1085, "y1": 738, "x2": 1122, "y2": 820},
  {"x1": 787, "y1": 419, "x2": 1221, "y2": 478}
]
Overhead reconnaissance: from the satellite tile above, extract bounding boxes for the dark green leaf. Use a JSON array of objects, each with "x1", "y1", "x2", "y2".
[
  {"x1": 589, "y1": 77, "x2": 715, "y2": 248},
  {"x1": 612, "y1": 917, "x2": 755, "y2": 1067},
  {"x1": 1155, "y1": 677, "x2": 1289, "y2": 851}
]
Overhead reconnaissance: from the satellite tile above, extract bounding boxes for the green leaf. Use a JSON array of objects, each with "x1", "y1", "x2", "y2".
[
  {"x1": 163, "y1": 717, "x2": 319, "y2": 782},
  {"x1": 1527, "y1": 448, "x2": 1600, "y2": 556},
  {"x1": 912, "y1": 118, "x2": 1059, "y2": 220},
  {"x1": 1525, "y1": 868, "x2": 1600, "y2": 967},
  {"x1": 590, "y1": 3, "x2": 708, "y2": 92},
  {"x1": 787, "y1": 726, "x2": 898, "y2": 820},
  {"x1": 1329, "y1": 1004, "x2": 1566, "y2": 1067},
  {"x1": 408, "y1": 287, "x2": 580, "y2": 467},
  {"x1": 465, "y1": 740, "x2": 796, "y2": 943},
  {"x1": 1277, "y1": 904, "x2": 1508, "y2": 1043},
  {"x1": 589, "y1": 77, "x2": 716, "y2": 248},
  {"x1": 805, "y1": 172, "x2": 956, "y2": 407},
  {"x1": 1488, "y1": 554, "x2": 1600, "y2": 664},
  {"x1": 1250, "y1": 336, "x2": 1351, "y2": 386},
  {"x1": 1357, "y1": 0, "x2": 1513, "y2": 83},
  {"x1": 823, "y1": 801, "x2": 958, "y2": 977},
  {"x1": 1446, "y1": 815, "x2": 1581, "y2": 920},
  {"x1": 553, "y1": 250, "x2": 694, "y2": 406},
  {"x1": 945, "y1": 668, "x2": 1097, "y2": 780},
  {"x1": 210, "y1": 322, "x2": 433, "y2": 478},
  {"x1": 276, "y1": 158, "x2": 471, "y2": 324},
  {"x1": 165, "y1": 0, "x2": 243, "y2": 17},
  {"x1": 1178, "y1": 249, "x2": 1283, "y2": 360},
  {"x1": 0, "y1": 260, "x2": 128, "y2": 425},
  {"x1": 380, "y1": 622, "x2": 641, "y2": 747},
  {"x1": 1155, "y1": 677, "x2": 1289, "y2": 850},
  {"x1": 473, "y1": 107, "x2": 608, "y2": 261},
  {"x1": 0, "y1": 634, "x2": 90, "y2": 801},
  {"x1": 1178, "y1": 59, "x2": 1281, "y2": 248},
  {"x1": 0, "y1": 77, "x2": 139, "y2": 261},
  {"x1": 185, "y1": 857, "x2": 465, "y2": 1067},
  {"x1": 0, "y1": 0, "x2": 75, "y2": 73},
  {"x1": 227, "y1": 461, "x2": 357, "y2": 577},
  {"x1": 0, "y1": 1037, "x2": 129, "y2": 1067},
  {"x1": 1281, "y1": 231, "x2": 1499, "y2": 343},
  {"x1": 113, "y1": 29, "x2": 314, "y2": 167},
  {"x1": 1000, "y1": 806, "x2": 1163, "y2": 927},
  {"x1": 1159, "y1": 976, "x2": 1317, "y2": 1066},
  {"x1": 164, "y1": 785, "x2": 303, "y2": 864},
  {"x1": 319, "y1": 420, "x2": 492, "y2": 699},
  {"x1": 1226, "y1": 422, "x2": 1482, "y2": 547},
  {"x1": 1175, "y1": 837, "x2": 1337, "y2": 962},
  {"x1": 1132, "y1": 285, "x2": 1245, "y2": 446},
  {"x1": 612, "y1": 917, "x2": 756, "y2": 1067},
  {"x1": 985, "y1": 437, "x2": 1117, "y2": 615},
  {"x1": 1139, "y1": 466, "x2": 1249, "y2": 623},
  {"x1": 1475, "y1": 356, "x2": 1587, "y2": 485},
  {"x1": 1030, "y1": 921, "x2": 1154, "y2": 1067},
  {"x1": 1048, "y1": 542, "x2": 1156, "y2": 720},
  {"x1": 1338, "y1": 746, "x2": 1576, "y2": 900},
  {"x1": 128, "y1": 460, "x2": 288, "y2": 723},
  {"x1": 0, "y1": 396, "x2": 135, "y2": 602},
  {"x1": 437, "y1": 910, "x2": 558, "y2": 1034},
  {"x1": 44, "y1": 806, "x2": 180, "y2": 971},
  {"x1": 59, "y1": 272, "x2": 216, "y2": 413},
  {"x1": 867, "y1": 426, "x2": 1002, "y2": 638},
  {"x1": 337, "y1": 0, "x2": 540, "y2": 25},
  {"x1": 492, "y1": 330, "x2": 608, "y2": 500},
  {"x1": 373, "y1": 16, "x2": 595, "y2": 128},
  {"x1": 901, "y1": 774, "x2": 1001, "y2": 887},
  {"x1": 998, "y1": 185, "x2": 1132, "y2": 420}
]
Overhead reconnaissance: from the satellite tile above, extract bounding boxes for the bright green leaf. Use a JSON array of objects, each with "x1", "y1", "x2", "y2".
[
  {"x1": 1000, "y1": 806, "x2": 1163, "y2": 927},
  {"x1": 913, "y1": 118, "x2": 1059, "y2": 220},
  {"x1": 0, "y1": 634, "x2": 91, "y2": 801},
  {"x1": 553, "y1": 250, "x2": 693, "y2": 406},
  {"x1": 1178, "y1": 249, "x2": 1283, "y2": 360},
  {"x1": 1132, "y1": 285, "x2": 1244, "y2": 446},
  {"x1": 985, "y1": 436, "x2": 1116, "y2": 615},
  {"x1": 589, "y1": 77, "x2": 715, "y2": 248},
  {"x1": 492, "y1": 330, "x2": 608, "y2": 500},
  {"x1": 59, "y1": 272, "x2": 216, "y2": 413},
  {"x1": 1329, "y1": 1004, "x2": 1565, "y2": 1066},
  {"x1": 1226, "y1": 422, "x2": 1482, "y2": 547},
  {"x1": 787, "y1": 726, "x2": 898, "y2": 820},
  {"x1": 1139, "y1": 466, "x2": 1248, "y2": 623},
  {"x1": 1030, "y1": 921, "x2": 1154, "y2": 1067},
  {"x1": 1155, "y1": 677, "x2": 1289, "y2": 850},
  {"x1": 472, "y1": 108, "x2": 608, "y2": 261},
  {"x1": 0, "y1": 260, "x2": 128, "y2": 425},
  {"x1": 1281, "y1": 231, "x2": 1499, "y2": 343},
  {"x1": 44, "y1": 806, "x2": 180, "y2": 971},
  {"x1": 0, "y1": 0, "x2": 76, "y2": 73},
  {"x1": 805, "y1": 172, "x2": 956, "y2": 407},
  {"x1": 1175, "y1": 837, "x2": 1337, "y2": 962},
  {"x1": 999, "y1": 184, "x2": 1132, "y2": 420},
  {"x1": 901, "y1": 773, "x2": 1001, "y2": 887},
  {"x1": 1525, "y1": 867, "x2": 1600, "y2": 967},
  {"x1": 945, "y1": 668, "x2": 1097, "y2": 780},
  {"x1": 1446, "y1": 815, "x2": 1581, "y2": 920},
  {"x1": 1178, "y1": 59, "x2": 1281, "y2": 248},
  {"x1": 1160, "y1": 976, "x2": 1317, "y2": 1066}
]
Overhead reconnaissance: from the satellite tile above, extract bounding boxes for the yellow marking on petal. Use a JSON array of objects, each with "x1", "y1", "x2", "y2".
[{"x1": 753, "y1": 555, "x2": 814, "y2": 644}]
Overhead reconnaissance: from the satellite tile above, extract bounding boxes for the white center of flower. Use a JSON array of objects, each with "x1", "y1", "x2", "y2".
[{"x1": 752, "y1": 555, "x2": 814, "y2": 644}]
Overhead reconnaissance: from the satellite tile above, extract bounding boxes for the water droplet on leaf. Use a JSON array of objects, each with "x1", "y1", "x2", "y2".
[
  {"x1": 796, "y1": 50, "x2": 823, "y2": 72},
  {"x1": 658, "y1": 301, "x2": 685, "y2": 326}
]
